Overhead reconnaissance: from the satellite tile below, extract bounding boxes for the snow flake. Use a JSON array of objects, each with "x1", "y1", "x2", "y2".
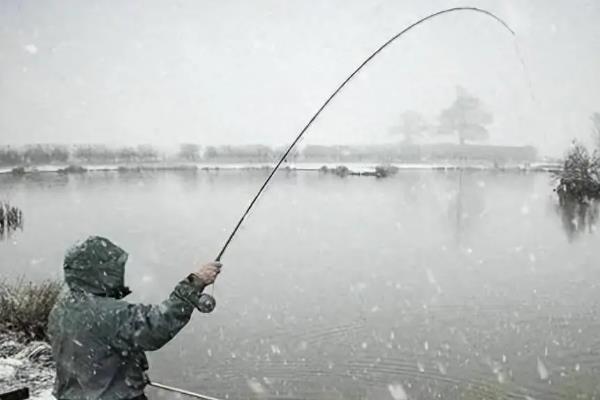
[
  {"x1": 387, "y1": 383, "x2": 408, "y2": 400},
  {"x1": 24, "y1": 44, "x2": 38, "y2": 54},
  {"x1": 0, "y1": 364, "x2": 16, "y2": 380},
  {"x1": 270, "y1": 344, "x2": 281, "y2": 355},
  {"x1": 247, "y1": 378, "x2": 266, "y2": 394},
  {"x1": 537, "y1": 357, "x2": 549, "y2": 380},
  {"x1": 436, "y1": 361, "x2": 447, "y2": 375}
]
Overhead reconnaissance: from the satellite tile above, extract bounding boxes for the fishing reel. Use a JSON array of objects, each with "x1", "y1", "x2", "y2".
[{"x1": 197, "y1": 293, "x2": 216, "y2": 313}]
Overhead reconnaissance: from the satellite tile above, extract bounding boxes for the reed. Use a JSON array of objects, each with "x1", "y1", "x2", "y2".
[
  {"x1": 0, "y1": 201, "x2": 24, "y2": 238},
  {"x1": 0, "y1": 279, "x2": 62, "y2": 341}
]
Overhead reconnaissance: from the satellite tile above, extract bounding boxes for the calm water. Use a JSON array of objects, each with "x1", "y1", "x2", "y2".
[{"x1": 1, "y1": 170, "x2": 600, "y2": 399}]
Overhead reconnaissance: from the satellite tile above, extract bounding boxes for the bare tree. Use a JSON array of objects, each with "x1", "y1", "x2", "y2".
[
  {"x1": 438, "y1": 86, "x2": 493, "y2": 145},
  {"x1": 390, "y1": 110, "x2": 429, "y2": 144}
]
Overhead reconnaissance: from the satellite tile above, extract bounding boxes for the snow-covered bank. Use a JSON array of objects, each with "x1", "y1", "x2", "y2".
[
  {"x1": 0, "y1": 161, "x2": 561, "y2": 176},
  {"x1": 0, "y1": 333, "x2": 54, "y2": 399}
]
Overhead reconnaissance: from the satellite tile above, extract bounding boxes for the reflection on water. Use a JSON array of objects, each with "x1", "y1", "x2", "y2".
[
  {"x1": 556, "y1": 196, "x2": 599, "y2": 241},
  {"x1": 0, "y1": 201, "x2": 24, "y2": 240},
  {"x1": 1, "y1": 170, "x2": 600, "y2": 400},
  {"x1": 450, "y1": 170, "x2": 486, "y2": 247}
]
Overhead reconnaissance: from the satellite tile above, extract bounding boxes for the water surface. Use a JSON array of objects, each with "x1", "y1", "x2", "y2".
[{"x1": 1, "y1": 170, "x2": 599, "y2": 399}]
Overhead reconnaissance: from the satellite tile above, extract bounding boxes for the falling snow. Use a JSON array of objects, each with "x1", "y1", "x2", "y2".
[
  {"x1": 246, "y1": 378, "x2": 266, "y2": 394},
  {"x1": 24, "y1": 44, "x2": 38, "y2": 54},
  {"x1": 387, "y1": 383, "x2": 408, "y2": 400},
  {"x1": 537, "y1": 357, "x2": 549, "y2": 381}
]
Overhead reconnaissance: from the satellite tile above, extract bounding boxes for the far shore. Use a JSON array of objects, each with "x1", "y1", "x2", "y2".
[{"x1": 0, "y1": 161, "x2": 561, "y2": 176}]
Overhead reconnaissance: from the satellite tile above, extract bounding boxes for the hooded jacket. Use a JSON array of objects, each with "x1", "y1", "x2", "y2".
[{"x1": 47, "y1": 236, "x2": 208, "y2": 400}]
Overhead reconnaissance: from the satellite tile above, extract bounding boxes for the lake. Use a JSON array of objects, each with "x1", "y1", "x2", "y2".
[{"x1": 1, "y1": 169, "x2": 599, "y2": 399}]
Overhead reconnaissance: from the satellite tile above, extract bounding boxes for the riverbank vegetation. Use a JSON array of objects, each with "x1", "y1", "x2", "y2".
[
  {"x1": 554, "y1": 112, "x2": 600, "y2": 202},
  {"x1": 553, "y1": 114, "x2": 600, "y2": 238},
  {"x1": 0, "y1": 142, "x2": 539, "y2": 168},
  {"x1": 318, "y1": 164, "x2": 399, "y2": 178},
  {"x1": 0, "y1": 279, "x2": 61, "y2": 341},
  {"x1": 554, "y1": 141, "x2": 600, "y2": 203},
  {"x1": 0, "y1": 201, "x2": 24, "y2": 238},
  {"x1": 0, "y1": 279, "x2": 60, "y2": 394}
]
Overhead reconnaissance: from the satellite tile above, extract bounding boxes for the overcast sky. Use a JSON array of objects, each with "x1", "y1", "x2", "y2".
[{"x1": 1, "y1": 0, "x2": 599, "y2": 156}]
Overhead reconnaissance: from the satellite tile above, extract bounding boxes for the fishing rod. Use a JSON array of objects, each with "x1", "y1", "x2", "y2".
[
  {"x1": 214, "y1": 6, "x2": 515, "y2": 262},
  {"x1": 154, "y1": 7, "x2": 517, "y2": 400}
]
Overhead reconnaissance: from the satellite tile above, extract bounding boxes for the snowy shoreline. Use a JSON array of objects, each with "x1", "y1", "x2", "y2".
[
  {"x1": 0, "y1": 332, "x2": 54, "y2": 399},
  {"x1": 0, "y1": 161, "x2": 561, "y2": 176}
]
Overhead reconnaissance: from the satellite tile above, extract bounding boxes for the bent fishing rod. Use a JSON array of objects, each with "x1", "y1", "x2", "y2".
[
  {"x1": 151, "y1": 6, "x2": 517, "y2": 399},
  {"x1": 214, "y1": 6, "x2": 514, "y2": 262}
]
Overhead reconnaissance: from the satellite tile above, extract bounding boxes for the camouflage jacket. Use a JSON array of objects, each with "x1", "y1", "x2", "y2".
[{"x1": 48, "y1": 236, "x2": 207, "y2": 400}]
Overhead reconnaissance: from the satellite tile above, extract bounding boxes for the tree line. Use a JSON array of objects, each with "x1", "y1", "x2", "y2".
[
  {"x1": 0, "y1": 144, "x2": 158, "y2": 166},
  {"x1": 0, "y1": 87, "x2": 533, "y2": 166},
  {"x1": 0, "y1": 143, "x2": 296, "y2": 166},
  {"x1": 0, "y1": 140, "x2": 539, "y2": 167}
]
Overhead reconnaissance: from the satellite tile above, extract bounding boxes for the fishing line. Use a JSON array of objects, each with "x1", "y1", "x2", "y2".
[
  {"x1": 149, "y1": 381, "x2": 222, "y2": 400},
  {"x1": 214, "y1": 6, "x2": 517, "y2": 262}
]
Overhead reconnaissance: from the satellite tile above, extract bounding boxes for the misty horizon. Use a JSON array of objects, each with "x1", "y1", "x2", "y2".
[{"x1": 1, "y1": 1, "x2": 599, "y2": 157}]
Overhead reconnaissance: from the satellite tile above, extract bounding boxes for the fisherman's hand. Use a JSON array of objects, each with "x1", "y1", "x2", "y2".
[{"x1": 193, "y1": 261, "x2": 222, "y2": 285}]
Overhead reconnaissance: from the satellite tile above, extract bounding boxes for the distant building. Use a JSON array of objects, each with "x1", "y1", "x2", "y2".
[{"x1": 421, "y1": 143, "x2": 538, "y2": 164}]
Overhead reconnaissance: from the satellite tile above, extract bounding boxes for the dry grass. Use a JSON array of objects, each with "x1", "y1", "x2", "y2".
[{"x1": 0, "y1": 279, "x2": 62, "y2": 341}]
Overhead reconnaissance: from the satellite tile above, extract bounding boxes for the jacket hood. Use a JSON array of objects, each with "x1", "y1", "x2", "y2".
[{"x1": 63, "y1": 236, "x2": 131, "y2": 299}]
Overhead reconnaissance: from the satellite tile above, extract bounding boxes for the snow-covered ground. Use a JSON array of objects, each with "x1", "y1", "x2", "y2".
[{"x1": 0, "y1": 333, "x2": 55, "y2": 399}]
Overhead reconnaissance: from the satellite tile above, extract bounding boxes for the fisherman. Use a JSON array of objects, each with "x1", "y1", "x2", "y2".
[{"x1": 47, "y1": 236, "x2": 222, "y2": 400}]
